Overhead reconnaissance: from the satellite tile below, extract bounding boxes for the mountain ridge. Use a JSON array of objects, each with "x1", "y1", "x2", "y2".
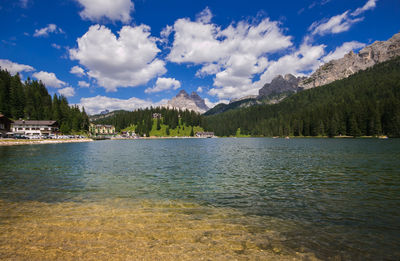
[{"x1": 165, "y1": 90, "x2": 209, "y2": 114}]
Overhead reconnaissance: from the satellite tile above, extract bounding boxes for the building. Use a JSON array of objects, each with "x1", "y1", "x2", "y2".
[
  {"x1": 195, "y1": 131, "x2": 215, "y2": 138},
  {"x1": 89, "y1": 123, "x2": 116, "y2": 136},
  {"x1": 0, "y1": 114, "x2": 13, "y2": 137},
  {"x1": 11, "y1": 120, "x2": 59, "y2": 136},
  {"x1": 152, "y1": 113, "x2": 162, "y2": 119}
]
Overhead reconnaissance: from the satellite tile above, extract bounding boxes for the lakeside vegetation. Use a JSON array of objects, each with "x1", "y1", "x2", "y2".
[
  {"x1": 202, "y1": 57, "x2": 400, "y2": 138},
  {"x1": 93, "y1": 107, "x2": 203, "y2": 137},
  {"x1": 122, "y1": 120, "x2": 204, "y2": 137},
  {"x1": 0, "y1": 69, "x2": 89, "y2": 134}
]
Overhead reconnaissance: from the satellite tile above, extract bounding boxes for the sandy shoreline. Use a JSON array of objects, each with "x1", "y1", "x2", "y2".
[{"x1": 0, "y1": 138, "x2": 93, "y2": 146}]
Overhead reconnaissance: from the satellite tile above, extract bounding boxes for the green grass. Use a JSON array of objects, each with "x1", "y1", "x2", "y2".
[{"x1": 122, "y1": 120, "x2": 205, "y2": 137}]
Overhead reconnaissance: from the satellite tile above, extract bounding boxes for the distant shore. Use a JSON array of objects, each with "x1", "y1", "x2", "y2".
[{"x1": 0, "y1": 138, "x2": 93, "y2": 146}]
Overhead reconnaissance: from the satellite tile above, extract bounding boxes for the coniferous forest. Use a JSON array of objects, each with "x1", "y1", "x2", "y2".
[
  {"x1": 93, "y1": 107, "x2": 202, "y2": 137},
  {"x1": 202, "y1": 57, "x2": 400, "y2": 137},
  {"x1": 0, "y1": 69, "x2": 89, "y2": 133}
]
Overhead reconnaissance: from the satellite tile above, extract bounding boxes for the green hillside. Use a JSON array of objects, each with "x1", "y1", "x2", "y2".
[
  {"x1": 123, "y1": 120, "x2": 204, "y2": 137},
  {"x1": 202, "y1": 57, "x2": 400, "y2": 137},
  {"x1": 93, "y1": 107, "x2": 203, "y2": 137}
]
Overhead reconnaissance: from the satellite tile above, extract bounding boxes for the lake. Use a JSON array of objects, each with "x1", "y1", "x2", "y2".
[{"x1": 0, "y1": 138, "x2": 399, "y2": 260}]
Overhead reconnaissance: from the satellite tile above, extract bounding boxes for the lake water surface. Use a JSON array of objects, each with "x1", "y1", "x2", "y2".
[{"x1": 0, "y1": 138, "x2": 399, "y2": 260}]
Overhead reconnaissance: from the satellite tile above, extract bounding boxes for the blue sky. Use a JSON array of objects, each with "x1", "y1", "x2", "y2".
[{"x1": 0, "y1": 0, "x2": 399, "y2": 114}]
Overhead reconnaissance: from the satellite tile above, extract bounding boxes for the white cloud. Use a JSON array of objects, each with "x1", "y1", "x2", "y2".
[
  {"x1": 145, "y1": 77, "x2": 181, "y2": 93},
  {"x1": 58, "y1": 87, "x2": 75, "y2": 97},
  {"x1": 76, "y1": 0, "x2": 134, "y2": 23},
  {"x1": 70, "y1": 65, "x2": 86, "y2": 77},
  {"x1": 352, "y1": 0, "x2": 378, "y2": 16},
  {"x1": 160, "y1": 25, "x2": 173, "y2": 44},
  {"x1": 309, "y1": 11, "x2": 363, "y2": 36},
  {"x1": 253, "y1": 42, "x2": 326, "y2": 91},
  {"x1": 70, "y1": 24, "x2": 166, "y2": 92},
  {"x1": 78, "y1": 81, "x2": 90, "y2": 88},
  {"x1": 32, "y1": 71, "x2": 66, "y2": 88},
  {"x1": 79, "y1": 95, "x2": 164, "y2": 115},
  {"x1": 33, "y1": 24, "x2": 63, "y2": 37},
  {"x1": 323, "y1": 41, "x2": 366, "y2": 62},
  {"x1": 196, "y1": 7, "x2": 213, "y2": 24},
  {"x1": 196, "y1": 87, "x2": 203, "y2": 93},
  {"x1": 0, "y1": 59, "x2": 34, "y2": 75},
  {"x1": 167, "y1": 8, "x2": 293, "y2": 100}
]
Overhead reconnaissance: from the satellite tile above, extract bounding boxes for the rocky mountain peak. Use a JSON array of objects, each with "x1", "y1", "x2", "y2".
[
  {"x1": 299, "y1": 32, "x2": 400, "y2": 89},
  {"x1": 258, "y1": 73, "x2": 305, "y2": 98},
  {"x1": 166, "y1": 90, "x2": 209, "y2": 114},
  {"x1": 177, "y1": 90, "x2": 189, "y2": 98}
]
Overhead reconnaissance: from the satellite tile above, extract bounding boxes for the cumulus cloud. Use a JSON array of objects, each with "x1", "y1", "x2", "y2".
[
  {"x1": 79, "y1": 95, "x2": 165, "y2": 115},
  {"x1": 70, "y1": 65, "x2": 86, "y2": 77},
  {"x1": 58, "y1": 87, "x2": 75, "y2": 97},
  {"x1": 33, "y1": 24, "x2": 64, "y2": 37},
  {"x1": 323, "y1": 41, "x2": 366, "y2": 62},
  {"x1": 196, "y1": 7, "x2": 213, "y2": 24},
  {"x1": 253, "y1": 42, "x2": 326, "y2": 90},
  {"x1": 167, "y1": 8, "x2": 293, "y2": 99},
  {"x1": 309, "y1": 11, "x2": 363, "y2": 36},
  {"x1": 32, "y1": 71, "x2": 66, "y2": 88},
  {"x1": 0, "y1": 59, "x2": 34, "y2": 75},
  {"x1": 76, "y1": 0, "x2": 134, "y2": 23},
  {"x1": 69, "y1": 24, "x2": 166, "y2": 92},
  {"x1": 196, "y1": 86, "x2": 203, "y2": 93},
  {"x1": 78, "y1": 81, "x2": 90, "y2": 88},
  {"x1": 144, "y1": 77, "x2": 181, "y2": 93},
  {"x1": 352, "y1": 0, "x2": 378, "y2": 16}
]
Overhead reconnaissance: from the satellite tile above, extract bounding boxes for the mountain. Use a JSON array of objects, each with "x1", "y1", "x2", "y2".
[
  {"x1": 300, "y1": 32, "x2": 400, "y2": 89},
  {"x1": 203, "y1": 56, "x2": 400, "y2": 137},
  {"x1": 205, "y1": 32, "x2": 400, "y2": 116},
  {"x1": 165, "y1": 90, "x2": 209, "y2": 114},
  {"x1": 204, "y1": 74, "x2": 304, "y2": 116},
  {"x1": 258, "y1": 74, "x2": 306, "y2": 98}
]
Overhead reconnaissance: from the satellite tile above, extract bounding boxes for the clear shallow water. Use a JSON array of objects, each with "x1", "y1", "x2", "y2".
[{"x1": 0, "y1": 138, "x2": 399, "y2": 260}]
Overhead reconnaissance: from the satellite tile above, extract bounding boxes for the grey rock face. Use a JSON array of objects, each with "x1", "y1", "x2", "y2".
[
  {"x1": 300, "y1": 32, "x2": 400, "y2": 89},
  {"x1": 189, "y1": 91, "x2": 209, "y2": 112},
  {"x1": 258, "y1": 74, "x2": 305, "y2": 98},
  {"x1": 166, "y1": 90, "x2": 209, "y2": 114},
  {"x1": 229, "y1": 95, "x2": 258, "y2": 104}
]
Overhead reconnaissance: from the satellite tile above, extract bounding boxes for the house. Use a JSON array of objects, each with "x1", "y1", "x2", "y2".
[
  {"x1": 89, "y1": 123, "x2": 116, "y2": 136},
  {"x1": 0, "y1": 114, "x2": 13, "y2": 137},
  {"x1": 11, "y1": 120, "x2": 59, "y2": 136},
  {"x1": 152, "y1": 113, "x2": 162, "y2": 119},
  {"x1": 195, "y1": 131, "x2": 215, "y2": 138}
]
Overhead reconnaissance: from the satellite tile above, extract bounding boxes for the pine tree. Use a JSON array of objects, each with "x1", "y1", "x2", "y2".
[{"x1": 156, "y1": 118, "x2": 161, "y2": 130}]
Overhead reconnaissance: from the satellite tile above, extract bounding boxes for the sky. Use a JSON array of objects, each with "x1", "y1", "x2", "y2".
[{"x1": 0, "y1": 0, "x2": 399, "y2": 115}]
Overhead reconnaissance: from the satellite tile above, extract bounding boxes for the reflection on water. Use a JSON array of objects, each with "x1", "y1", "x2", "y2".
[
  {"x1": 1, "y1": 138, "x2": 400, "y2": 260},
  {"x1": 0, "y1": 199, "x2": 315, "y2": 260}
]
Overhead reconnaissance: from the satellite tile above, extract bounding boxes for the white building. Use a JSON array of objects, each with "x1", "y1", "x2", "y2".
[{"x1": 12, "y1": 120, "x2": 59, "y2": 136}]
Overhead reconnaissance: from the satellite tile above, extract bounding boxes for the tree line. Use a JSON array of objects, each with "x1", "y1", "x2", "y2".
[
  {"x1": 93, "y1": 107, "x2": 202, "y2": 136},
  {"x1": 202, "y1": 57, "x2": 400, "y2": 137},
  {"x1": 0, "y1": 69, "x2": 89, "y2": 133}
]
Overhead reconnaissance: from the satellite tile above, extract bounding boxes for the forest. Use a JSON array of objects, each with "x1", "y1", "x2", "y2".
[
  {"x1": 93, "y1": 107, "x2": 203, "y2": 137},
  {"x1": 0, "y1": 69, "x2": 89, "y2": 134},
  {"x1": 202, "y1": 57, "x2": 400, "y2": 137}
]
